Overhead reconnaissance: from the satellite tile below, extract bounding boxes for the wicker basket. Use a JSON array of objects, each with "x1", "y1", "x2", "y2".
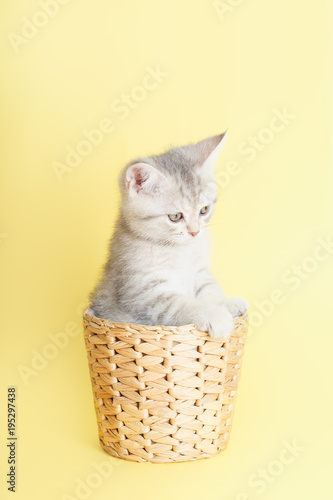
[{"x1": 83, "y1": 307, "x2": 248, "y2": 463}]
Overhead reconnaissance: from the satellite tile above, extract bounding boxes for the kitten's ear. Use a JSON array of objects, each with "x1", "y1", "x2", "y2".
[
  {"x1": 196, "y1": 132, "x2": 227, "y2": 172},
  {"x1": 125, "y1": 162, "x2": 166, "y2": 196}
]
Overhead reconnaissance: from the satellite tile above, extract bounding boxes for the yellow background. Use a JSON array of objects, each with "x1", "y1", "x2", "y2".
[{"x1": 1, "y1": 1, "x2": 332, "y2": 499}]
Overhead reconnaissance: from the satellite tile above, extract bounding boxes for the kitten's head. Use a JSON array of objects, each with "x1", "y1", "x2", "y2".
[{"x1": 119, "y1": 133, "x2": 226, "y2": 245}]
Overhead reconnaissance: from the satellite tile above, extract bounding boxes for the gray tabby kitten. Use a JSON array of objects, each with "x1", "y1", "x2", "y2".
[{"x1": 90, "y1": 133, "x2": 247, "y2": 338}]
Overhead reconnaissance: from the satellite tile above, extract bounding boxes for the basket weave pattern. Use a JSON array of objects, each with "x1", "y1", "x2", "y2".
[{"x1": 83, "y1": 308, "x2": 248, "y2": 463}]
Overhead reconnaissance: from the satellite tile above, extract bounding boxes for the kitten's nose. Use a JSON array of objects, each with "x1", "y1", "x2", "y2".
[{"x1": 189, "y1": 231, "x2": 199, "y2": 237}]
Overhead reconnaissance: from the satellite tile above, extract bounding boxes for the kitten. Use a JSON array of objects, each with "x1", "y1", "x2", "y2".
[{"x1": 90, "y1": 133, "x2": 247, "y2": 338}]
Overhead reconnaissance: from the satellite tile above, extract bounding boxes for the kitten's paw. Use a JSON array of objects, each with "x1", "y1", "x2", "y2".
[
  {"x1": 226, "y1": 297, "x2": 248, "y2": 318},
  {"x1": 196, "y1": 306, "x2": 234, "y2": 339}
]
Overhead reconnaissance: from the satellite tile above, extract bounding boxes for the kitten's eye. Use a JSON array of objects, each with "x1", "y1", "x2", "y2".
[
  {"x1": 200, "y1": 206, "x2": 209, "y2": 215},
  {"x1": 168, "y1": 212, "x2": 183, "y2": 222}
]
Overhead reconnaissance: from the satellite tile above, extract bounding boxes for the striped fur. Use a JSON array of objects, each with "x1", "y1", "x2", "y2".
[{"x1": 90, "y1": 133, "x2": 247, "y2": 338}]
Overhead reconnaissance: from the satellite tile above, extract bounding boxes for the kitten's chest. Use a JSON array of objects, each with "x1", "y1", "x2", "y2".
[{"x1": 149, "y1": 243, "x2": 206, "y2": 296}]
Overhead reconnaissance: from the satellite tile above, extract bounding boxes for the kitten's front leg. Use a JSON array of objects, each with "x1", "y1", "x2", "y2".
[
  {"x1": 195, "y1": 270, "x2": 248, "y2": 318},
  {"x1": 154, "y1": 293, "x2": 234, "y2": 339}
]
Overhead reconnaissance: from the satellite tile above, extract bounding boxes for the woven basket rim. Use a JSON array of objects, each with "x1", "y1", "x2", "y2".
[{"x1": 83, "y1": 306, "x2": 248, "y2": 341}]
